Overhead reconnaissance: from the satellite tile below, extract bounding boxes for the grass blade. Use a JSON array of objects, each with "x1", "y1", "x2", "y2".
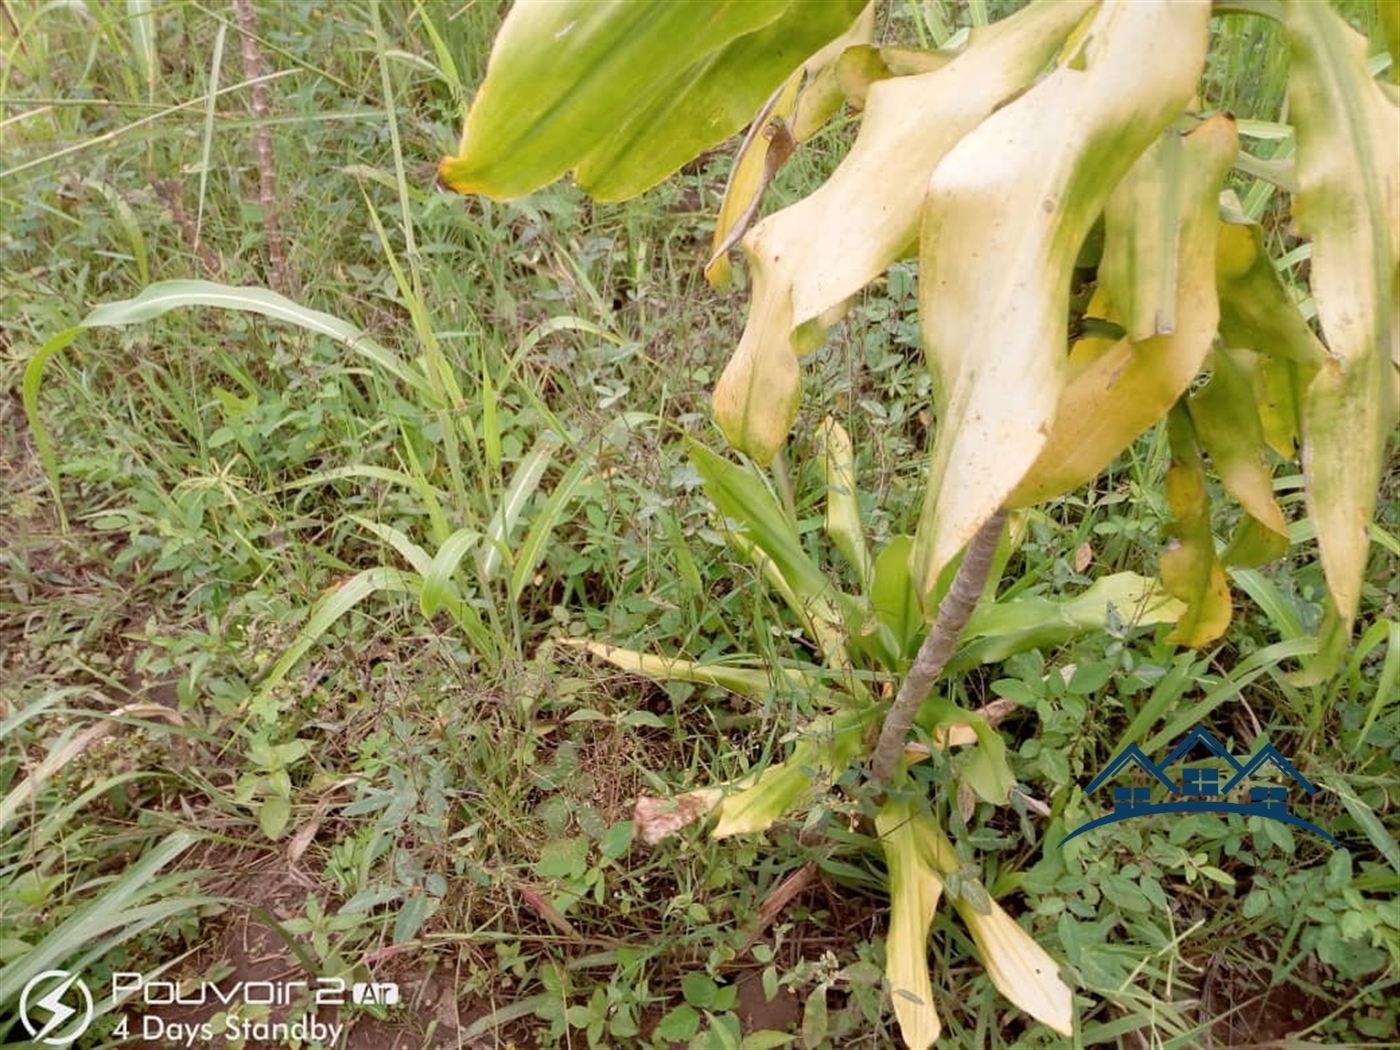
[
  {"x1": 249, "y1": 567, "x2": 415, "y2": 704},
  {"x1": 0, "y1": 831, "x2": 203, "y2": 1003}
]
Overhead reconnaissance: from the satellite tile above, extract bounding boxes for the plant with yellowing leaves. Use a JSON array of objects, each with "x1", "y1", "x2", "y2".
[{"x1": 437, "y1": 1, "x2": 1397, "y2": 1044}]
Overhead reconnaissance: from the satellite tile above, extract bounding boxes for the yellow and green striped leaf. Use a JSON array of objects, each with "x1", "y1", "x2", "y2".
[
  {"x1": 1285, "y1": 1, "x2": 1400, "y2": 625},
  {"x1": 438, "y1": 0, "x2": 867, "y2": 201}
]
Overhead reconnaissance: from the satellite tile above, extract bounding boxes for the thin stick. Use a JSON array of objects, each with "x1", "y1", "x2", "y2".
[
  {"x1": 869, "y1": 508, "x2": 1007, "y2": 785},
  {"x1": 232, "y1": 0, "x2": 287, "y2": 293}
]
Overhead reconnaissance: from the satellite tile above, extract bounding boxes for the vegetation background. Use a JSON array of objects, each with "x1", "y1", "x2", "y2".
[{"x1": 1, "y1": 1, "x2": 1396, "y2": 1047}]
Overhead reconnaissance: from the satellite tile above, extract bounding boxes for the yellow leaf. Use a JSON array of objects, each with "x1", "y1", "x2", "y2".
[
  {"x1": 834, "y1": 44, "x2": 953, "y2": 109},
  {"x1": 1215, "y1": 220, "x2": 1328, "y2": 367},
  {"x1": 914, "y1": 0, "x2": 1212, "y2": 593},
  {"x1": 816, "y1": 416, "x2": 871, "y2": 586},
  {"x1": 953, "y1": 896, "x2": 1075, "y2": 1037},
  {"x1": 712, "y1": 0, "x2": 1096, "y2": 464},
  {"x1": 1285, "y1": 2, "x2": 1400, "y2": 623},
  {"x1": 1188, "y1": 349, "x2": 1290, "y2": 568},
  {"x1": 876, "y1": 798, "x2": 943, "y2": 1050},
  {"x1": 1161, "y1": 404, "x2": 1233, "y2": 645},
  {"x1": 710, "y1": 711, "x2": 870, "y2": 837},
  {"x1": 1007, "y1": 114, "x2": 1237, "y2": 507}
]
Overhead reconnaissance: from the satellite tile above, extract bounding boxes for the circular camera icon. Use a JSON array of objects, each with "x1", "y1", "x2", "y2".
[{"x1": 20, "y1": 970, "x2": 95, "y2": 1046}]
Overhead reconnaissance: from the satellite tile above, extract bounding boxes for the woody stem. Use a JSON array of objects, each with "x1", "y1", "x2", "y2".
[{"x1": 869, "y1": 508, "x2": 1007, "y2": 786}]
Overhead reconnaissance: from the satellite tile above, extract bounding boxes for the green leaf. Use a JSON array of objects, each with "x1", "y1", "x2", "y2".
[
  {"x1": 712, "y1": 0, "x2": 1094, "y2": 464},
  {"x1": 682, "y1": 972, "x2": 720, "y2": 1010},
  {"x1": 870, "y1": 536, "x2": 925, "y2": 664},
  {"x1": 1160, "y1": 404, "x2": 1233, "y2": 646},
  {"x1": 480, "y1": 433, "x2": 562, "y2": 583},
  {"x1": 654, "y1": 1005, "x2": 701, "y2": 1043},
  {"x1": 511, "y1": 453, "x2": 594, "y2": 601},
  {"x1": 420, "y1": 527, "x2": 479, "y2": 619},
  {"x1": 1335, "y1": 783, "x2": 1400, "y2": 876},
  {"x1": 949, "y1": 572, "x2": 1184, "y2": 670},
  {"x1": 250, "y1": 567, "x2": 416, "y2": 706},
  {"x1": 23, "y1": 281, "x2": 432, "y2": 527},
  {"x1": 259, "y1": 795, "x2": 292, "y2": 840},
  {"x1": 1285, "y1": 2, "x2": 1400, "y2": 624},
  {"x1": 0, "y1": 831, "x2": 203, "y2": 1005},
  {"x1": 438, "y1": 0, "x2": 867, "y2": 201},
  {"x1": 689, "y1": 442, "x2": 866, "y2": 655},
  {"x1": 959, "y1": 717, "x2": 1016, "y2": 805},
  {"x1": 801, "y1": 988, "x2": 829, "y2": 1050},
  {"x1": 393, "y1": 892, "x2": 439, "y2": 945},
  {"x1": 914, "y1": 2, "x2": 1212, "y2": 594},
  {"x1": 535, "y1": 836, "x2": 590, "y2": 879}
]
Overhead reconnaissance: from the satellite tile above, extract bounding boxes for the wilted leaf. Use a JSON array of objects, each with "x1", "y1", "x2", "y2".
[
  {"x1": 1188, "y1": 349, "x2": 1290, "y2": 568},
  {"x1": 1161, "y1": 404, "x2": 1233, "y2": 645},
  {"x1": 438, "y1": 0, "x2": 868, "y2": 201},
  {"x1": 816, "y1": 416, "x2": 872, "y2": 586},
  {"x1": 1073, "y1": 542, "x2": 1093, "y2": 574},
  {"x1": 712, "y1": 0, "x2": 1095, "y2": 464},
  {"x1": 706, "y1": 5, "x2": 876, "y2": 291},
  {"x1": 1215, "y1": 219, "x2": 1328, "y2": 367},
  {"x1": 634, "y1": 791, "x2": 722, "y2": 847},
  {"x1": 705, "y1": 72, "x2": 801, "y2": 292},
  {"x1": 914, "y1": 1, "x2": 1213, "y2": 595},
  {"x1": 1285, "y1": 2, "x2": 1400, "y2": 623},
  {"x1": 1006, "y1": 114, "x2": 1236, "y2": 507},
  {"x1": 876, "y1": 798, "x2": 943, "y2": 1050}
]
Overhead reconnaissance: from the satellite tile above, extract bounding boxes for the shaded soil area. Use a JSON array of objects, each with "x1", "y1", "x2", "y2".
[{"x1": 112, "y1": 839, "x2": 885, "y2": 1050}]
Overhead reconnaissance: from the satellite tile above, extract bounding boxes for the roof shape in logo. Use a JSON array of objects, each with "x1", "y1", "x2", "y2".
[
  {"x1": 1157, "y1": 725, "x2": 1243, "y2": 775},
  {"x1": 1084, "y1": 742, "x2": 1179, "y2": 795},
  {"x1": 1221, "y1": 742, "x2": 1318, "y2": 796}
]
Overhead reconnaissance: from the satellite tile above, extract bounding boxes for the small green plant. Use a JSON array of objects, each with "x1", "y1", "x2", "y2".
[{"x1": 565, "y1": 418, "x2": 1184, "y2": 1039}]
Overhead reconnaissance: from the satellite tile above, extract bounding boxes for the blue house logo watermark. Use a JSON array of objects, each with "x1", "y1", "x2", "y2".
[{"x1": 1059, "y1": 724, "x2": 1338, "y2": 848}]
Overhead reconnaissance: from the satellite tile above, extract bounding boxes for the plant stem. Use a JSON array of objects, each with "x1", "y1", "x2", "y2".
[
  {"x1": 232, "y1": 0, "x2": 287, "y2": 293},
  {"x1": 869, "y1": 508, "x2": 1007, "y2": 786}
]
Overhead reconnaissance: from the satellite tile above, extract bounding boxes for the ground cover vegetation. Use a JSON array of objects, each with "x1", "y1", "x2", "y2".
[{"x1": 0, "y1": 1, "x2": 1397, "y2": 1048}]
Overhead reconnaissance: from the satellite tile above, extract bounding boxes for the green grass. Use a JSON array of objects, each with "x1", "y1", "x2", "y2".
[{"x1": 2, "y1": 2, "x2": 1397, "y2": 1048}]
